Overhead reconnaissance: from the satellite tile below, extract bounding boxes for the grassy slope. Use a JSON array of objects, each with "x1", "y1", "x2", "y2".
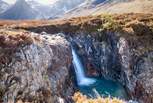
[{"x1": 94, "y1": 0, "x2": 153, "y2": 14}]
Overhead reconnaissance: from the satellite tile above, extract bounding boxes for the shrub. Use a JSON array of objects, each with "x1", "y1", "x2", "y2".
[
  {"x1": 99, "y1": 14, "x2": 121, "y2": 31},
  {"x1": 73, "y1": 92, "x2": 125, "y2": 103}
]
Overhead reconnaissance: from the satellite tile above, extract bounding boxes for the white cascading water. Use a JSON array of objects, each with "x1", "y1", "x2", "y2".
[{"x1": 72, "y1": 47, "x2": 96, "y2": 86}]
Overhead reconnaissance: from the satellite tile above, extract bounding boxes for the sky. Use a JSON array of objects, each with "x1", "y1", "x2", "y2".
[{"x1": 3, "y1": 0, "x2": 58, "y2": 5}]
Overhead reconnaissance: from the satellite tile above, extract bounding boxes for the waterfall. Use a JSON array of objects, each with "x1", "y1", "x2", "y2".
[
  {"x1": 71, "y1": 47, "x2": 96, "y2": 86},
  {"x1": 71, "y1": 45, "x2": 128, "y2": 99}
]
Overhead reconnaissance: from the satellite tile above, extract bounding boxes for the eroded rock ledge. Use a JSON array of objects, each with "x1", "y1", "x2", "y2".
[{"x1": 0, "y1": 30, "x2": 73, "y2": 103}]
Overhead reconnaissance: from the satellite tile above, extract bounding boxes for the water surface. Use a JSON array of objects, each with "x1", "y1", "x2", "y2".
[
  {"x1": 71, "y1": 46, "x2": 128, "y2": 99},
  {"x1": 78, "y1": 78, "x2": 128, "y2": 99}
]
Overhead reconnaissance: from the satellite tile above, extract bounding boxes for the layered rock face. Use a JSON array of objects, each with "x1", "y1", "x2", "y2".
[
  {"x1": 118, "y1": 34, "x2": 153, "y2": 103},
  {"x1": 0, "y1": 30, "x2": 73, "y2": 103},
  {"x1": 70, "y1": 32, "x2": 121, "y2": 79},
  {"x1": 72, "y1": 14, "x2": 153, "y2": 103},
  {"x1": 71, "y1": 30, "x2": 153, "y2": 103}
]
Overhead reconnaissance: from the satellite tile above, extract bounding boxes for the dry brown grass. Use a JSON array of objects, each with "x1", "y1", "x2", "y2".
[
  {"x1": 73, "y1": 92, "x2": 125, "y2": 103},
  {"x1": 0, "y1": 13, "x2": 152, "y2": 33},
  {"x1": 0, "y1": 30, "x2": 33, "y2": 48}
]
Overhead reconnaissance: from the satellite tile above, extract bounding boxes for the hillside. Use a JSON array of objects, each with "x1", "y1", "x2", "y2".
[
  {"x1": 0, "y1": 0, "x2": 38, "y2": 20},
  {"x1": 95, "y1": 0, "x2": 153, "y2": 14},
  {"x1": 0, "y1": 0, "x2": 9, "y2": 13},
  {"x1": 63, "y1": 0, "x2": 153, "y2": 18}
]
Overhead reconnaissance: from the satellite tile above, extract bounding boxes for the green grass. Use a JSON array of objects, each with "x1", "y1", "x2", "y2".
[{"x1": 99, "y1": 14, "x2": 121, "y2": 31}]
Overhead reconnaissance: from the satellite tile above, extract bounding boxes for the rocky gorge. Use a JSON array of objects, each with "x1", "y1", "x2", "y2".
[{"x1": 0, "y1": 13, "x2": 153, "y2": 103}]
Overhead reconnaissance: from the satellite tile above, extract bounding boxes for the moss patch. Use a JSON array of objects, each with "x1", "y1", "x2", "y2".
[{"x1": 99, "y1": 14, "x2": 121, "y2": 31}]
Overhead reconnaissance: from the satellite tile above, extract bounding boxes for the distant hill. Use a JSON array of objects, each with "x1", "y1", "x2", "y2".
[
  {"x1": 48, "y1": 0, "x2": 84, "y2": 18},
  {"x1": 93, "y1": 0, "x2": 153, "y2": 14},
  {"x1": 27, "y1": 0, "x2": 52, "y2": 19},
  {"x1": 48, "y1": 0, "x2": 107, "y2": 18},
  {"x1": 0, "y1": 0, "x2": 10, "y2": 13},
  {"x1": 63, "y1": 0, "x2": 153, "y2": 18},
  {"x1": 0, "y1": 0, "x2": 39, "y2": 20},
  {"x1": 1, "y1": 0, "x2": 151, "y2": 20},
  {"x1": 0, "y1": 0, "x2": 110, "y2": 20}
]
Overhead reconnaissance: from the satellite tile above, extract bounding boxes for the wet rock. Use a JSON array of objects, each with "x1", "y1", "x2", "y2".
[
  {"x1": 71, "y1": 30, "x2": 153, "y2": 103},
  {"x1": 71, "y1": 32, "x2": 121, "y2": 80},
  {"x1": 86, "y1": 62, "x2": 99, "y2": 77},
  {"x1": 0, "y1": 31, "x2": 73, "y2": 103}
]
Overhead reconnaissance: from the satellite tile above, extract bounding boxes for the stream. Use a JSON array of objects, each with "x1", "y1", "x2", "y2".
[{"x1": 72, "y1": 46, "x2": 128, "y2": 99}]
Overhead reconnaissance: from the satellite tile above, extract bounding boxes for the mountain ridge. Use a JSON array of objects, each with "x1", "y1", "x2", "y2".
[
  {"x1": 0, "y1": 0, "x2": 153, "y2": 20},
  {"x1": 0, "y1": 0, "x2": 39, "y2": 20},
  {"x1": 0, "y1": 0, "x2": 108, "y2": 20},
  {"x1": 63, "y1": 0, "x2": 153, "y2": 18},
  {"x1": 0, "y1": 0, "x2": 10, "y2": 14}
]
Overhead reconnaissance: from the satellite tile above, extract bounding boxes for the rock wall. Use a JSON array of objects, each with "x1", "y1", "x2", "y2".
[
  {"x1": 70, "y1": 30, "x2": 153, "y2": 103},
  {"x1": 70, "y1": 32, "x2": 121, "y2": 80},
  {"x1": 0, "y1": 31, "x2": 73, "y2": 103}
]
